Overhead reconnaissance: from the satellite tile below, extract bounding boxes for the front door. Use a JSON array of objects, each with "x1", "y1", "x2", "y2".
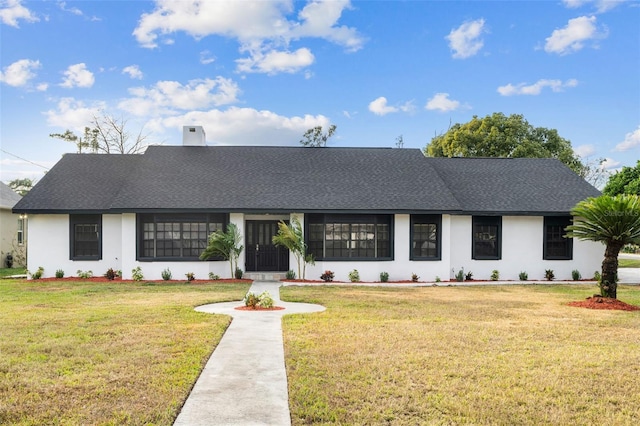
[{"x1": 245, "y1": 221, "x2": 289, "y2": 272}]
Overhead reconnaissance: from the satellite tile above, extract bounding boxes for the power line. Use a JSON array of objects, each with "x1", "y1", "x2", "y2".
[{"x1": 0, "y1": 148, "x2": 50, "y2": 171}]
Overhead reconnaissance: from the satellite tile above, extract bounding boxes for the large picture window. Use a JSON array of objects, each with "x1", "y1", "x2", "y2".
[
  {"x1": 306, "y1": 214, "x2": 392, "y2": 260},
  {"x1": 472, "y1": 216, "x2": 501, "y2": 260},
  {"x1": 544, "y1": 216, "x2": 573, "y2": 260},
  {"x1": 410, "y1": 215, "x2": 441, "y2": 260},
  {"x1": 70, "y1": 214, "x2": 102, "y2": 260},
  {"x1": 138, "y1": 213, "x2": 227, "y2": 260}
]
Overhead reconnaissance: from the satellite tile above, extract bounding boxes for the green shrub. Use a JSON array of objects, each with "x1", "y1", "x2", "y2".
[
  {"x1": 55, "y1": 269, "x2": 64, "y2": 279},
  {"x1": 243, "y1": 291, "x2": 274, "y2": 309},
  {"x1": 244, "y1": 292, "x2": 260, "y2": 308},
  {"x1": 490, "y1": 270, "x2": 500, "y2": 281},
  {"x1": 320, "y1": 270, "x2": 335, "y2": 282},
  {"x1": 161, "y1": 268, "x2": 172, "y2": 281},
  {"x1": 348, "y1": 269, "x2": 360, "y2": 282},
  {"x1": 234, "y1": 268, "x2": 243, "y2": 279},
  {"x1": 571, "y1": 269, "x2": 581, "y2": 281},
  {"x1": 465, "y1": 271, "x2": 473, "y2": 281},
  {"x1": 77, "y1": 269, "x2": 93, "y2": 279},
  {"x1": 31, "y1": 266, "x2": 44, "y2": 280},
  {"x1": 519, "y1": 271, "x2": 528, "y2": 281},
  {"x1": 380, "y1": 271, "x2": 389, "y2": 282},
  {"x1": 208, "y1": 272, "x2": 220, "y2": 280},
  {"x1": 545, "y1": 269, "x2": 555, "y2": 281},
  {"x1": 411, "y1": 273, "x2": 419, "y2": 282},
  {"x1": 435, "y1": 276, "x2": 441, "y2": 283},
  {"x1": 185, "y1": 272, "x2": 195, "y2": 281},
  {"x1": 104, "y1": 268, "x2": 117, "y2": 280},
  {"x1": 131, "y1": 266, "x2": 144, "y2": 281},
  {"x1": 285, "y1": 270, "x2": 296, "y2": 280},
  {"x1": 455, "y1": 269, "x2": 464, "y2": 282},
  {"x1": 593, "y1": 271, "x2": 601, "y2": 281}
]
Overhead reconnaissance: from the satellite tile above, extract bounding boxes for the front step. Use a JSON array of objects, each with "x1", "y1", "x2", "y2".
[{"x1": 244, "y1": 272, "x2": 287, "y2": 282}]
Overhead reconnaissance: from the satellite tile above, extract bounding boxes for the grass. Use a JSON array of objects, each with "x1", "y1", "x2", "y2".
[
  {"x1": 0, "y1": 279, "x2": 250, "y2": 425},
  {"x1": 619, "y1": 258, "x2": 640, "y2": 268},
  {"x1": 0, "y1": 267, "x2": 27, "y2": 277},
  {"x1": 281, "y1": 284, "x2": 640, "y2": 425}
]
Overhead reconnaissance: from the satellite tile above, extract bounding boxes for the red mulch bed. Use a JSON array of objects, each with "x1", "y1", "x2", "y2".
[
  {"x1": 36, "y1": 277, "x2": 251, "y2": 284},
  {"x1": 567, "y1": 296, "x2": 640, "y2": 311},
  {"x1": 234, "y1": 306, "x2": 285, "y2": 311}
]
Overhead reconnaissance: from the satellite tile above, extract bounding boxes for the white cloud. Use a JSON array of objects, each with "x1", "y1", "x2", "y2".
[
  {"x1": 368, "y1": 97, "x2": 414, "y2": 116},
  {"x1": 122, "y1": 65, "x2": 143, "y2": 80},
  {"x1": 236, "y1": 47, "x2": 314, "y2": 74},
  {"x1": 200, "y1": 50, "x2": 216, "y2": 65},
  {"x1": 44, "y1": 97, "x2": 104, "y2": 131},
  {"x1": 0, "y1": 0, "x2": 38, "y2": 27},
  {"x1": 562, "y1": 0, "x2": 624, "y2": 13},
  {"x1": 119, "y1": 77, "x2": 240, "y2": 116},
  {"x1": 601, "y1": 157, "x2": 621, "y2": 170},
  {"x1": 57, "y1": 1, "x2": 83, "y2": 16},
  {"x1": 132, "y1": 0, "x2": 363, "y2": 74},
  {"x1": 497, "y1": 78, "x2": 578, "y2": 96},
  {"x1": 149, "y1": 107, "x2": 332, "y2": 146},
  {"x1": 544, "y1": 16, "x2": 607, "y2": 55},
  {"x1": 574, "y1": 144, "x2": 596, "y2": 158},
  {"x1": 446, "y1": 18, "x2": 486, "y2": 59},
  {"x1": 425, "y1": 93, "x2": 461, "y2": 112},
  {"x1": 0, "y1": 58, "x2": 41, "y2": 87},
  {"x1": 614, "y1": 126, "x2": 640, "y2": 151},
  {"x1": 60, "y1": 63, "x2": 95, "y2": 88}
]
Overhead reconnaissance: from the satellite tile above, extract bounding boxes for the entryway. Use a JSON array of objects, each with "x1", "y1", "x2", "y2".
[{"x1": 245, "y1": 220, "x2": 289, "y2": 272}]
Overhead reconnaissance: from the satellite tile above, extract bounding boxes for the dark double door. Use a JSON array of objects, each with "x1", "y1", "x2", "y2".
[{"x1": 245, "y1": 221, "x2": 289, "y2": 272}]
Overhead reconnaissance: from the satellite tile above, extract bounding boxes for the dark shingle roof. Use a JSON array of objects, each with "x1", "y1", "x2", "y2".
[
  {"x1": 13, "y1": 146, "x2": 600, "y2": 215},
  {"x1": 1, "y1": 182, "x2": 22, "y2": 209}
]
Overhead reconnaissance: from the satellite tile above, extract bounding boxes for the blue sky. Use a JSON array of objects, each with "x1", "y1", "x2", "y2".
[{"x1": 1, "y1": 0, "x2": 639, "y2": 184}]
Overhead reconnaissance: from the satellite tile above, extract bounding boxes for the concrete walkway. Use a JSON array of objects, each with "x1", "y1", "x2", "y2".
[{"x1": 173, "y1": 281, "x2": 325, "y2": 426}]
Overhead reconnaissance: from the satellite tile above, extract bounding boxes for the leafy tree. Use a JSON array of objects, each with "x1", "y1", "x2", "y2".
[
  {"x1": 424, "y1": 113, "x2": 586, "y2": 176},
  {"x1": 50, "y1": 114, "x2": 148, "y2": 154},
  {"x1": 199, "y1": 223, "x2": 244, "y2": 279},
  {"x1": 8, "y1": 178, "x2": 34, "y2": 196},
  {"x1": 300, "y1": 125, "x2": 337, "y2": 147},
  {"x1": 272, "y1": 216, "x2": 314, "y2": 280},
  {"x1": 565, "y1": 195, "x2": 640, "y2": 299},
  {"x1": 603, "y1": 160, "x2": 640, "y2": 196}
]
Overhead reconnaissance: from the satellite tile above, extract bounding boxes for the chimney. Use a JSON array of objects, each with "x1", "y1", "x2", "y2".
[{"x1": 183, "y1": 126, "x2": 206, "y2": 146}]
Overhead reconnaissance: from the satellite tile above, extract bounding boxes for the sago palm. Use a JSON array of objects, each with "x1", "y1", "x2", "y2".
[{"x1": 566, "y1": 195, "x2": 640, "y2": 298}]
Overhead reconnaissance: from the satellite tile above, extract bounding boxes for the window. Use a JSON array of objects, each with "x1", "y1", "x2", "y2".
[
  {"x1": 70, "y1": 215, "x2": 102, "y2": 260},
  {"x1": 138, "y1": 213, "x2": 227, "y2": 260},
  {"x1": 544, "y1": 216, "x2": 573, "y2": 260},
  {"x1": 472, "y1": 216, "x2": 501, "y2": 260},
  {"x1": 410, "y1": 215, "x2": 441, "y2": 260},
  {"x1": 17, "y1": 216, "x2": 25, "y2": 245},
  {"x1": 306, "y1": 214, "x2": 392, "y2": 260}
]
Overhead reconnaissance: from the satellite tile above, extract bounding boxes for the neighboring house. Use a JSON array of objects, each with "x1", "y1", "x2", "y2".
[
  {"x1": 1, "y1": 181, "x2": 26, "y2": 267},
  {"x1": 13, "y1": 126, "x2": 603, "y2": 281}
]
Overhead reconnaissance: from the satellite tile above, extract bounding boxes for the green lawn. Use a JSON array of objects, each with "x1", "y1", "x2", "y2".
[
  {"x1": 0, "y1": 279, "x2": 250, "y2": 425},
  {"x1": 0, "y1": 267, "x2": 27, "y2": 277},
  {"x1": 619, "y1": 258, "x2": 640, "y2": 268},
  {"x1": 282, "y1": 284, "x2": 640, "y2": 425}
]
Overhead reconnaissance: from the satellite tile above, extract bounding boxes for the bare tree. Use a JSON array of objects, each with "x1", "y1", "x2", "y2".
[{"x1": 300, "y1": 125, "x2": 337, "y2": 147}]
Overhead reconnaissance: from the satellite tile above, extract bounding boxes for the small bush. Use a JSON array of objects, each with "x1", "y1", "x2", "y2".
[
  {"x1": 411, "y1": 273, "x2": 419, "y2": 282},
  {"x1": 435, "y1": 276, "x2": 441, "y2": 283},
  {"x1": 593, "y1": 271, "x2": 601, "y2": 281},
  {"x1": 234, "y1": 268, "x2": 243, "y2": 279},
  {"x1": 244, "y1": 291, "x2": 274, "y2": 309},
  {"x1": 572, "y1": 269, "x2": 581, "y2": 281},
  {"x1": 348, "y1": 269, "x2": 360, "y2": 282},
  {"x1": 161, "y1": 268, "x2": 172, "y2": 281},
  {"x1": 380, "y1": 271, "x2": 389, "y2": 282},
  {"x1": 244, "y1": 292, "x2": 260, "y2": 308},
  {"x1": 55, "y1": 269, "x2": 64, "y2": 279},
  {"x1": 545, "y1": 269, "x2": 555, "y2": 281},
  {"x1": 77, "y1": 269, "x2": 93, "y2": 279},
  {"x1": 490, "y1": 270, "x2": 500, "y2": 281},
  {"x1": 185, "y1": 272, "x2": 195, "y2": 281},
  {"x1": 519, "y1": 271, "x2": 528, "y2": 281},
  {"x1": 465, "y1": 271, "x2": 473, "y2": 281},
  {"x1": 208, "y1": 272, "x2": 220, "y2": 280},
  {"x1": 104, "y1": 268, "x2": 117, "y2": 280},
  {"x1": 131, "y1": 266, "x2": 144, "y2": 281},
  {"x1": 455, "y1": 269, "x2": 464, "y2": 282},
  {"x1": 285, "y1": 270, "x2": 296, "y2": 280},
  {"x1": 31, "y1": 266, "x2": 44, "y2": 280},
  {"x1": 320, "y1": 270, "x2": 335, "y2": 282}
]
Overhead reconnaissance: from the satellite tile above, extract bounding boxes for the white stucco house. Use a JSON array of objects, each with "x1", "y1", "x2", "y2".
[
  {"x1": 1, "y1": 182, "x2": 25, "y2": 267},
  {"x1": 13, "y1": 126, "x2": 603, "y2": 281}
]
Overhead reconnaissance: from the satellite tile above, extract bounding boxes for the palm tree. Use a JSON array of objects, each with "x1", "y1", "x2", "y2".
[
  {"x1": 272, "y1": 216, "x2": 314, "y2": 279},
  {"x1": 200, "y1": 223, "x2": 244, "y2": 278},
  {"x1": 566, "y1": 195, "x2": 640, "y2": 299}
]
